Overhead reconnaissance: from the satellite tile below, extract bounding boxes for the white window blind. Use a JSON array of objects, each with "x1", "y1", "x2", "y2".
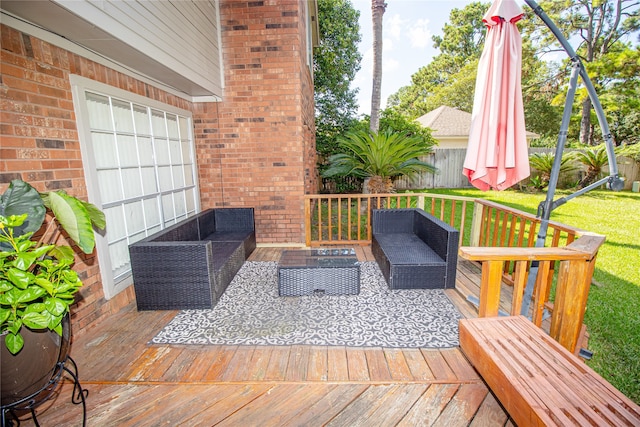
[{"x1": 71, "y1": 76, "x2": 199, "y2": 299}]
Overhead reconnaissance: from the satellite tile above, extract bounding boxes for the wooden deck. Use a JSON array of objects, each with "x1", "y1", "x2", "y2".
[{"x1": 14, "y1": 246, "x2": 516, "y2": 426}]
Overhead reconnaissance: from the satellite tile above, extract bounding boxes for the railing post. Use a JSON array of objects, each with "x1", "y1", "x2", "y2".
[
  {"x1": 550, "y1": 258, "x2": 593, "y2": 353},
  {"x1": 479, "y1": 260, "x2": 504, "y2": 317},
  {"x1": 470, "y1": 201, "x2": 484, "y2": 247},
  {"x1": 304, "y1": 197, "x2": 311, "y2": 246}
]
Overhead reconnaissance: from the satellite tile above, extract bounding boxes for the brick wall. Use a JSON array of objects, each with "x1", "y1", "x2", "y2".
[
  {"x1": 1, "y1": 0, "x2": 316, "y2": 333},
  {"x1": 205, "y1": 0, "x2": 317, "y2": 243}
]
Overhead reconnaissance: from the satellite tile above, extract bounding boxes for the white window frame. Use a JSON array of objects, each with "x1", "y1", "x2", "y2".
[{"x1": 70, "y1": 75, "x2": 200, "y2": 299}]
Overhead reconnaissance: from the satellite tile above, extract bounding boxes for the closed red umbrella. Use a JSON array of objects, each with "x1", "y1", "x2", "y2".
[{"x1": 463, "y1": 0, "x2": 530, "y2": 191}]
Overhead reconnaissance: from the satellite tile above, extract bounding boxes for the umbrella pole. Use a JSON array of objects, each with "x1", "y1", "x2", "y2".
[
  {"x1": 520, "y1": 62, "x2": 580, "y2": 316},
  {"x1": 520, "y1": 0, "x2": 624, "y2": 317},
  {"x1": 523, "y1": 0, "x2": 622, "y2": 183}
]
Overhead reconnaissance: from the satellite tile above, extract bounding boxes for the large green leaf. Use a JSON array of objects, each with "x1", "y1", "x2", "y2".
[
  {"x1": 43, "y1": 191, "x2": 95, "y2": 253},
  {"x1": 22, "y1": 311, "x2": 50, "y2": 329},
  {"x1": 17, "y1": 286, "x2": 47, "y2": 303},
  {"x1": 0, "y1": 307, "x2": 10, "y2": 324},
  {"x1": 81, "y1": 199, "x2": 106, "y2": 230},
  {"x1": 0, "y1": 180, "x2": 46, "y2": 242},
  {"x1": 7, "y1": 268, "x2": 33, "y2": 289},
  {"x1": 5, "y1": 332, "x2": 24, "y2": 354},
  {"x1": 44, "y1": 297, "x2": 66, "y2": 316}
]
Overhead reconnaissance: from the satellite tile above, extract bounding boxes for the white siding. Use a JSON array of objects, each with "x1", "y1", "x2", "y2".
[{"x1": 55, "y1": 0, "x2": 222, "y2": 95}]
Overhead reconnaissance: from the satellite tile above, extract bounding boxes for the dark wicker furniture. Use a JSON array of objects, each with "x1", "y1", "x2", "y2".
[
  {"x1": 278, "y1": 248, "x2": 360, "y2": 296},
  {"x1": 371, "y1": 208, "x2": 459, "y2": 289},
  {"x1": 129, "y1": 208, "x2": 256, "y2": 310}
]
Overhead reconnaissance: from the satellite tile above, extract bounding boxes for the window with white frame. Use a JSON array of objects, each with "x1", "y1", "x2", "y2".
[{"x1": 71, "y1": 76, "x2": 199, "y2": 299}]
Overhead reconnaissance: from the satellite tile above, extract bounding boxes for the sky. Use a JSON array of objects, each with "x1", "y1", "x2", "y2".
[{"x1": 350, "y1": 0, "x2": 526, "y2": 116}]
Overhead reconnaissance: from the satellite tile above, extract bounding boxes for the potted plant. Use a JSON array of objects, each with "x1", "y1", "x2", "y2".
[{"x1": 0, "y1": 179, "x2": 105, "y2": 407}]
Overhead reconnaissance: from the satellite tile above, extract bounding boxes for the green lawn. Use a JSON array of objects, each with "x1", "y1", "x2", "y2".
[{"x1": 425, "y1": 188, "x2": 640, "y2": 403}]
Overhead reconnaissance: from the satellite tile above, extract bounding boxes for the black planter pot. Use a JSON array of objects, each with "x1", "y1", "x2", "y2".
[{"x1": 1, "y1": 315, "x2": 71, "y2": 407}]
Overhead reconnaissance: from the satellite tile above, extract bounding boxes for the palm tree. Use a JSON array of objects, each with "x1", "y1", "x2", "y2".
[
  {"x1": 574, "y1": 146, "x2": 609, "y2": 188},
  {"x1": 529, "y1": 151, "x2": 578, "y2": 188},
  {"x1": 370, "y1": 0, "x2": 386, "y2": 133},
  {"x1": 321, "y1": 129, "x2": 436, "y2": 193}
]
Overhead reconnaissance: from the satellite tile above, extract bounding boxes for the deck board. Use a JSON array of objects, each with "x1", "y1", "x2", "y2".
[{"x1": 12, "y1": 246, "x2": 515, "y2": 427}]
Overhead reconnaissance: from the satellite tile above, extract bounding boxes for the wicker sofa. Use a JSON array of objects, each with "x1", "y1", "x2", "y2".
[
  {"x1": 129, "y1": 208, "x2": 256, "y2": 310},
  {"x1": 371, "y1": 208, "x2": 459, "y2": 289}
]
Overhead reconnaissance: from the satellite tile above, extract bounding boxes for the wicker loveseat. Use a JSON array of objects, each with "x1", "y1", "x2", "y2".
[
  {"x1": 129, "y1": 208, "x2": 256, "y2": 310},
  {"x1": 371, "y1": 208, "x2": 459, "y2": 289}
]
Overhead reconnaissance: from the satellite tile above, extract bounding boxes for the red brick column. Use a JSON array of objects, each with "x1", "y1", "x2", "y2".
[{"x1": 196, "y1": 0, "x2": 317, "y2": 244}]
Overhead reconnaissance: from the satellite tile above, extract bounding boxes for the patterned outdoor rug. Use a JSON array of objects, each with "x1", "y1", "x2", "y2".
[{"x1": 152, "y1": 261, "x2": 462, "y2": 348}]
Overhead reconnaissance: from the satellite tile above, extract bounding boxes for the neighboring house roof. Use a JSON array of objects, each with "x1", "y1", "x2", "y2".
[
  {"x1": 416, "y1": 105, "x2": 539, "y2": 139},
  {"x1": 416, "y1": 106, "x2": 472, "y2": 138}
]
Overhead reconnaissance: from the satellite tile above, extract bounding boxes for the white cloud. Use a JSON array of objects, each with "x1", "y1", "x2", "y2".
[
  {"x1": 408, "y1": 18, "x2": 432, "y2": 48},
  {"x1": 383, "y1": 57, "x2": 400, "y2": 74},
  {"x1": 383, "y1": 38, "x2": 394, "y2": 52},
  {"x1": 386, "y1": 14, "x2": 407, "y2": 40}
]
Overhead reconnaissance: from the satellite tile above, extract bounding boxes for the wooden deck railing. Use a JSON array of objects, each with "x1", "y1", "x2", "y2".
[
  {"x1": 305, "y1": 193, "x2": 604, "y2": 353},
  {"x1": 459, "y1": 234, "x2": 604, "y2": 353},
  {"x1": 304, "y1": 193, "x2": 476, "y2": 247}
]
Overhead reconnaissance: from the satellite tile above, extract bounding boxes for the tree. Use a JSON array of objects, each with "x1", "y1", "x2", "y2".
[
  {"x1": 354, "y1": 108, "x2": 436, "y2": 145},
  {"x1": 586, "y1": 44, "x2": 640, "y2": 145},
  {"x1": 314, "y1": 0, "x2": 362, "y2": 162},
  {"x1": 388, "y1": 1, "x2": 564, "y2": 140},
  {"x1": 321, "y1": 130, "x2": 436, "y2": 193},
  {"x1": 529, "y1": 151, "x2": 579, "y2": 188},
  {"x1": 387, "y1": 2, "x2": 489, "y2": 118},
  {"x1": 432, "y1": 2, "x2": 488, "y2": 61},
  {"x1": 370, "y1": 0, "x2": 387, "y2": 132},
  {"x1": 574, "y1": 145, "x2": 609, "y2": 188},
  {"x1": 532, "y1": 0, "x2": 640, "y2": 145}
]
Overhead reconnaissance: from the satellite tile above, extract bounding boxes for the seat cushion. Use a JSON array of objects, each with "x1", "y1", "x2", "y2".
[
  {"x1": 374, "y1": 233, "x2": 445, "y2": 266},
  {"x1": 203, "y1": 230, "x2": 253, "y2": 243}
]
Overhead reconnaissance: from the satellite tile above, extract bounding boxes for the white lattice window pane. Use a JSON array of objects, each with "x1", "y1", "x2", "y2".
[
  {"x1": 143, "y1": 198, "x2": 161, "y2": 229},
  {"x1": 91, "y1": 132, "x2": 118, "y2": 168},
  {"x1": 172, "y1": 165, "x2": 185, "y2": 188},
  {"x1": 104, "y1": 205, "x2": 126, "y2": 243},
  {"x1": 140, "y1": 167, "x2": 157, "y2": 194},
  {"x1": 117, "y1": 134, "x2": 138, "y2": 167},
  {"x1": 180, "y1": 140, "x2": 192, "y2": 163},
  {"x1": 137, "y1": 137, "x2": 154, "y2": 166},
  {"x1": 179, "y1": 116, "x2": 189, "y2": 139},
  {"x1": 154, "y1": 138, "x2": 170, "y2": 165},
  {"x1": 185, "y1": 188, "x2": 196, "y2": 213},
  {"x1": 184, "y1": 164, "x2": 194, "y2": 186},
  {"x1": 151, "y1": 110, "x2": 167, "y2": 137},
  {"x1": 157, "y1": 166, "x2": 173, "y2": 191},
  {"x1": 174, "y1": 190, "x2": 186, "y2": 218},
  {"x1": 162, "y1": 194, "x2": 175, "y2": 224},
  {"x1": 97, "y1": 170, "x2": 123, "y2": 203},
  {"x1": 169, "y1": 139, "x2": 181, "y2": 164},
  {"x1": 133, "y1": 105, "x2": 150, "y2": 135},
  {"x1": 124, "y1": 201, "x2": 145, "y2": 235},
  {"x1": 109, "y1": 240, "x2": 130, "y2": 278},
  {"x1": 86, "y1": 93, "x2": 112, "y2": 131},
  {"x1": 122, "y1": 168, "x2": 143, "y2": 198},
  {"x1": 112, "y1": 99, "x2": 134, "y2": 132},
  {"x1": 166, "y1": 114, "x2": 179, "y2": 139}
]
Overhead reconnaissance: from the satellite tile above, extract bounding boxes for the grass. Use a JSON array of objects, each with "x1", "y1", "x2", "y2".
[{"x1": 426, "y1": 187, "x2": 640, "y2": 403}]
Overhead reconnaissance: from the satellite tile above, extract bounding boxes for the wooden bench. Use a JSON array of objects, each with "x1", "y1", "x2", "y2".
[{"x1": 459, "y1": 316, "x2": 640, "y2": 426}]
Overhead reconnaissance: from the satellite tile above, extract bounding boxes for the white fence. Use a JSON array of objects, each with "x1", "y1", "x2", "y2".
[{"x1": 395, "y1": 148, "x2": 639, "y2": 190}]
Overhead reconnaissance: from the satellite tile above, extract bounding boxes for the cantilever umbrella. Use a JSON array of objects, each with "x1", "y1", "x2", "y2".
[
  {"x1": 463, "y1": 0, "x2": 530, "y2": 191},
  {"x1": 465, "y1": 0, "x2": 623, "y2": 317}
]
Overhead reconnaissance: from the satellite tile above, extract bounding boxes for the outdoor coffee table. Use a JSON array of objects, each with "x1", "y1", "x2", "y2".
[{"x1": 278, "y1": 248, "x2": 360, "y2": 296}]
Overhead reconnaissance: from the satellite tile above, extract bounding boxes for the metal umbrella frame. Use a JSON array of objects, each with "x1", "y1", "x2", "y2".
[{"x1": 520, "y1": 0, "x2": 624, "y2": 316}]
